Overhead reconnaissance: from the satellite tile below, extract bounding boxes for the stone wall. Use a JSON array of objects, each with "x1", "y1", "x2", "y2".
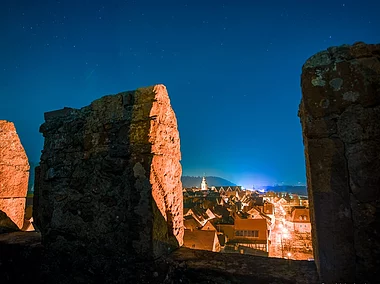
[
  {"x1": 299, "y1": 42, "x2": 380, "y2": 283},
  {"x1": 33, "y1": 85, "x2": 183, "y2": 279},
  {"x1": 0, "y1": 120, "x2": 30, "y2": 229},
  {"x1": 0, "y1": 232, "x2": 320, "y2": 284}
]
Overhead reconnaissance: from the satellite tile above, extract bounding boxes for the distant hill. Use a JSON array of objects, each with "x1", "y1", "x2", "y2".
[
  {"x1": 262, "y1": 185, "x2": 307, "y2": 196},
  {"x1": 181, "y1": 176, "x2": 236, "y2": 188}
]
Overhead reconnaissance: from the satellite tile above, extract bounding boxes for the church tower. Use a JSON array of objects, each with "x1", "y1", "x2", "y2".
[{"x1": 201, "y1": 176, "x2": 208, "y2": 191}]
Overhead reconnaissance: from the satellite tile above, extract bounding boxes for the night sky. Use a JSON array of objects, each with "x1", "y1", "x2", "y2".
[{"x1": 1, "y1": 1, "x2": 379, "y2": 188}]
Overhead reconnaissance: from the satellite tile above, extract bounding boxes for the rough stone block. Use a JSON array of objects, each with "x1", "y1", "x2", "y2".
[
  {"x1": 0, "y1": 120, "x2": 30, "y2": 229},
  {"x1": 0, "y1": 198, "x2": 26, "y2": 230},
  {"x1": 299, "y1": 42, "x2": 380, "y2": 283},
  {"x1": 34, "y1": 85, "x2": 183, "y2": 279}
]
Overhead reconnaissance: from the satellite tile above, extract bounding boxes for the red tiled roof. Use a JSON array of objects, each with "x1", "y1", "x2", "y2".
[
  {"x1": 201, "y1": 220, "x2": 217, "y2": 231},
  {"x1": 183, "y1": 229, "x2": 218, "y2": 251},
  {"x1": 184, "y1": 215, "x2": 201, "y2": 230},
  {"x1": 291, "y1": 208, "x2": 310, "y2": 223},
  {"x1": 234, "y1": 218, "x2": 267, "y2": 231}
]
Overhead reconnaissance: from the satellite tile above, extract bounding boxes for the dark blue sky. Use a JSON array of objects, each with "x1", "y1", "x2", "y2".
[{"x1": 1, "y1": 0, "x2": 379, "y2": 188}]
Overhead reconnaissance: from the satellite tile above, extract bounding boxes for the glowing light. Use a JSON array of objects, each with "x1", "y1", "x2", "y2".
[{"x1": 287, "y1": 252, "x2": 291, "y2": 257}]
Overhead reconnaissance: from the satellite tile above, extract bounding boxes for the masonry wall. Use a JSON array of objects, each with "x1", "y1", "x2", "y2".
[
  {"x1": 299, "y1": 42, "x2": 380, "y2": 283},
  {"x1": 0, "y1": 120, "x2": 30, "y2": 229},
  {"x1": 33, "y1": 85, "x2": 183, "y2": 280}
]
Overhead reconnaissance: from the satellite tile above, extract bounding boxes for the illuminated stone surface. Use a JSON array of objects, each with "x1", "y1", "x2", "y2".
[
  {"x1": 0, "y1": 120, "x2": 30, "y2": 229},
  {"x1": 34, "y1": 85, "x2": 183, "y2": 279},
  {"x1": 299, "y1": 42, "x2": 380, "y2": 283}
]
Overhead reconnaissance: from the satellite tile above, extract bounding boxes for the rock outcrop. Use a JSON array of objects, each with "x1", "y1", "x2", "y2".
[
  {"x1": 299, "y1": 42, "x2": 380, "y2": 283},
  {"x1": 0, "y1": 120, "x2": 30, "y2": 229},
  {"x1": 33, "y1": 85, "x2": 183, "y2": 281}
]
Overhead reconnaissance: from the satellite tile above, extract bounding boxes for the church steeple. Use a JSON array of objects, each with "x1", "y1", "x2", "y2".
[{"x1": 201, "y1": 176, "x2": 208, "y2": 191}]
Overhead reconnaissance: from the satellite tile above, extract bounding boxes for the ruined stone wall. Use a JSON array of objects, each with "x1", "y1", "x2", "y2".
[
  {"x1": 299, "y1": 42, "x2": 380, "y2": 283},
  {"x1": 0, "y1": 232, "x2": 320, "y2": 284},
  {"x1": 0, "y1": 120, "x2": 30, "y2": 229},
  {"x1": 33, "y1": 85, "x2": 183, "y2": 280}
]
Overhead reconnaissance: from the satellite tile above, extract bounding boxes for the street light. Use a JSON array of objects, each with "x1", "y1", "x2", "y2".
[{"x1": 281, "y1": 227, "x2": 288, "y2": 258}]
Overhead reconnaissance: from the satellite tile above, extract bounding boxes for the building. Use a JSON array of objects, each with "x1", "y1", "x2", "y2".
[
  {"x1": 201, "y1": 220, "x2": 217, "y2": 231},
  {"x1": 184, "y1": 207, "x2": 215, "y2": 227},
  {"x1": 183, "y1": 229, "x2": 221, "y2": 252},
  {"x1": 231, "y1": 218, "x2": 269, "y2": 253},
  {"x1": 200, "y1": 176, "x2": 208, "y2": 191},
  {"x1": 286, "y1": 207, "x2": 311, "y2": 233},
  {"x1": 184, "y1": 215, "x2": 202, "y2": 230}
]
